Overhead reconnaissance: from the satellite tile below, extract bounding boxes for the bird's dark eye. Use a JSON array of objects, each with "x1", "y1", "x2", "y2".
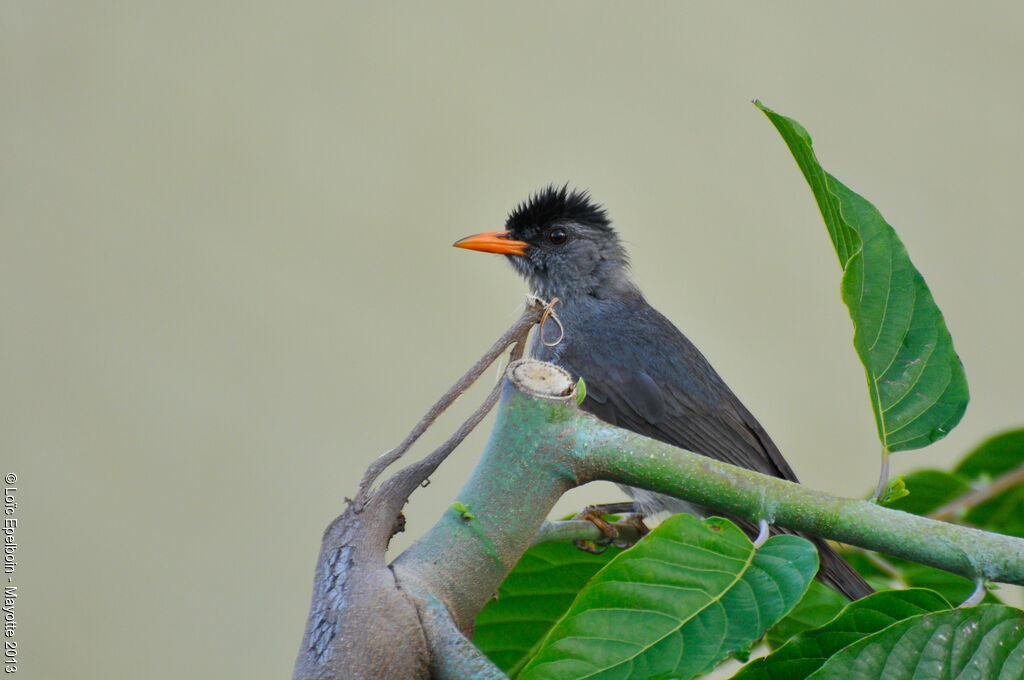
[{"x1": 548, "y1": 228, "x2": 568, "y2": 245}]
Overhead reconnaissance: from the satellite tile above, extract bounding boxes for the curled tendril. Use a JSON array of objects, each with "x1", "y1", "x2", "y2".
[{"x1": 538, "y1": 297, "x2": 564, "y2": 347}]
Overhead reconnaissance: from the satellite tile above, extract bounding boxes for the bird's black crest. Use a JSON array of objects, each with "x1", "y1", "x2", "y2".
[{"x1": 505, "y1": 185, "x2": 611, "y2": 235}]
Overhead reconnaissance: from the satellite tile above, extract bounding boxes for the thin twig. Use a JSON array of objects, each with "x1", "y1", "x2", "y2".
[
  {"x1": 375, "y1": 311, "x2": 539, "y2": 514},
  {"x1": 929, "y1": 462, "x2": 1024, "y2": 522},
  {"x1": 354, "y1": 297, "x2": 544, "y2": 509},
  {"x1": 531, "y1": 519, "x2": 644, "y2": 548},
  {"x1": 381, "y1": 381, "x2": 503, "y2": 507}
]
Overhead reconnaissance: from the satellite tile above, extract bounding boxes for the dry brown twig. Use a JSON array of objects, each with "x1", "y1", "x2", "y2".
[{"x1": 353, "y1": 296, "x2": 546, "y2": 510}]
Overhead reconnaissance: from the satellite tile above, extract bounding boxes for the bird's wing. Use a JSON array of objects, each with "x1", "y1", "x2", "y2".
[{"x1": 559, "y1": 328, "x2": 800, "y2": 482}]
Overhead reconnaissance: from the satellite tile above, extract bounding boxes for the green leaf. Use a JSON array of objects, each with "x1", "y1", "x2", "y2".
[
  {"x1": 451, "y1": 500, "x2": 474, "y2": 520},
  {"x1": 517, "y1": 514, "x2": 816, "y2": 680},
  {"x1": 765, "y1": 580, "x2": 848, "y2": 650},
  {"x1": 733, "y1": 589, "x2": 951, "y2": 679},
  {"x1": 575, "y1": 377, "x2": 587, "y2": 406},
  {"x1": 756, "y1": 102, "x2": 969, "y2": 453},
  {"x1": 473, "y1": 540, "x2": 623, "y2": 675},
  {"x1": 877, "y1": 475, "x2": 910, "y2": 505},
  {"x1": 814, "y1": 604, "x2": 1024, "y2": 679}
]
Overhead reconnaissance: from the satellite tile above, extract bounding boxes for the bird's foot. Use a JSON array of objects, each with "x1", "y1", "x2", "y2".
[{"x1": 572, "y1": 502, "x2": 647, "y2": 553}]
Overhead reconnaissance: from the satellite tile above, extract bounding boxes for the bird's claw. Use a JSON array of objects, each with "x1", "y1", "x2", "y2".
[
  {"x1": 572, "y1": 503, "x2": 648, "y2": 553},
  {"x1": 573, "y1": 537, "x2": 614, "y2": 554},
  {"x1": 572, "y1": 507, "x2": 619, "y2": 554}
]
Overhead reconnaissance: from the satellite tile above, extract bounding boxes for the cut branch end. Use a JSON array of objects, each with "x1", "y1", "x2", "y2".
[{"x1": 508, "y1": 359, "x2": 575, "y2": 399}]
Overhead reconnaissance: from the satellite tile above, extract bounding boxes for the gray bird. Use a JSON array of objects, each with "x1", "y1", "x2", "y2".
[{"x1": 454, "y1": 185, "x2": 872, "y2": 600}]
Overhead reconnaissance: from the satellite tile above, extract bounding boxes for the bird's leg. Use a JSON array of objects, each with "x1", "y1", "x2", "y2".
[{"x1": 572, "y1": 502, "x2": 649, "y2": 553}]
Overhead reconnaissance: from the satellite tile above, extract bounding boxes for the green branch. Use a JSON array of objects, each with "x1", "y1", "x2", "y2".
[{"x1": 393, "y1": 361, "x2": 1024, "y2": 632}]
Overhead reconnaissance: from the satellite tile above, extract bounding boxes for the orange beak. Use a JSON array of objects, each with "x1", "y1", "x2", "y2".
[{"x1": 453, "y1": 230, "x2": 529, "y2": 256}]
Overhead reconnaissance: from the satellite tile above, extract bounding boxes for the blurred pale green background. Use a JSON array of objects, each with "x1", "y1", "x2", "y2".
[{"x1": 3, "y1": 3, "x2": 1023, "y2": 678}]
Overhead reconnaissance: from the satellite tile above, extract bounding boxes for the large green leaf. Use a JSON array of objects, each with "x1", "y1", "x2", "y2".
[
  {"x1": 517, "y1": 514, "x2": 816, "y2": 680},
  {"x1": 473, "y1": 540, "x2": 623, "y2": 674},
  {"x1": 814, "y1": 604, "x2": 1024, "y2": 679},
  {"x1": 757, "y1": 102, "x2": 969, "y2": 453},
  {"x1": 733, "y1": 589, "x2": 951, "y2": 679}
]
